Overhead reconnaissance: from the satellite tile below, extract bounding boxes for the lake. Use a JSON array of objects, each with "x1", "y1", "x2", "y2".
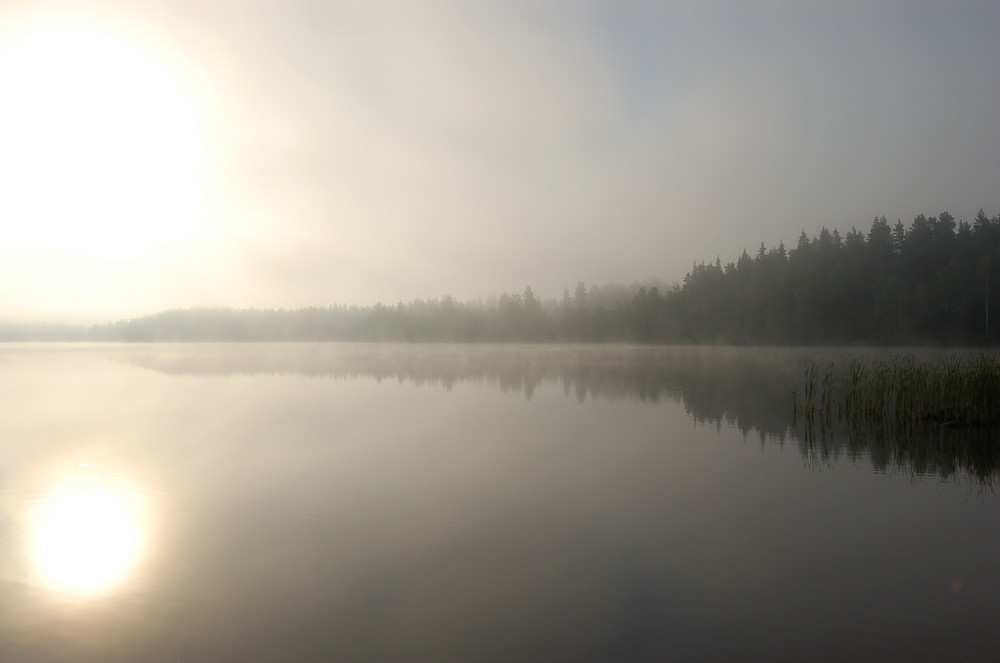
[{"x1": 1, "y1": 343, "x2": 997, "y2": 662}]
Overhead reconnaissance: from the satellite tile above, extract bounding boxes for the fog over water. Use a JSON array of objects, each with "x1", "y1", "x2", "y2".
[
  {"x1": 1, "y1": 344, "x2": 998, "y2": 662},
  {"x1": 1, "y1": 1, "x2": 999, "y2": 321}
]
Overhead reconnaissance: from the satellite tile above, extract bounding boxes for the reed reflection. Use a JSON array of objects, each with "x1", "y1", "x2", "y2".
[
  {"x1": 29, "y1": 465, "x2": 147, "y2": 595},
  {"x1": 799, "y1": 418, "x2": 1000, "y2": 488}
]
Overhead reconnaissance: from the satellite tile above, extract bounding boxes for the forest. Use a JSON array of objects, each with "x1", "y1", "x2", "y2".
[{"x1": 54, "y1": 209, "x2": 1000, "y2": 345}]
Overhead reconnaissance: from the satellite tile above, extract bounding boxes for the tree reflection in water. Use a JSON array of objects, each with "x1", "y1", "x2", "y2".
[{"x1": 110, "y1": 343, "x2": 1000, "y2": 488}]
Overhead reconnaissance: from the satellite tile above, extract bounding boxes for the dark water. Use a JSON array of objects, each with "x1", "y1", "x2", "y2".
[{"x1": 1, "y1": 343, "x2": 997, "y2": 662}]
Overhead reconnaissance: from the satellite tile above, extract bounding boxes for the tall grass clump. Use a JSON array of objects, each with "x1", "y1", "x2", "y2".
[{"x1": 800, "y1": 354, "x2": 1000, "y2": 427}]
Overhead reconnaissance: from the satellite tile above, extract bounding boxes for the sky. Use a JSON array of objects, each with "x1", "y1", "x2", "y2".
[{"x1": 1, "y1": 0, "x2": 999, "y2": 323}]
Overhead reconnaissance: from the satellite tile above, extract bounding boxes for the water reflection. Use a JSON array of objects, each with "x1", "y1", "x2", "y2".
[
  {"x1": 800, "y1": 418, "x2": 1000, "y2": 488},
  {"x1": 105, "y1": 343, "x2": 1000, "y2": 486},
  {"x1": 1, "y1": 344, "x2": 998, "y2": 662},
  {"x1": 28, "y1": 466, "x2": 147, "y2": 594}
]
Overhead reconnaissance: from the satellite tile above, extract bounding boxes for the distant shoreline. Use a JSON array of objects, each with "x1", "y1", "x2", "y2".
[{"x1": 7, "y1": 210, "x2": 1000, "y2": 346}]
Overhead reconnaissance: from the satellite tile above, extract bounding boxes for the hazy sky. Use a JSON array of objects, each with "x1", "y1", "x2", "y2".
[{"x1": 1, "y1": 0, "x2": 999, "y2": 322}]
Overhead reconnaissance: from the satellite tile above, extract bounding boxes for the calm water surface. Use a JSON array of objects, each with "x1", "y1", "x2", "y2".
[{"x1": 0, "y1": 344, "x2": 997, "y2": 662}]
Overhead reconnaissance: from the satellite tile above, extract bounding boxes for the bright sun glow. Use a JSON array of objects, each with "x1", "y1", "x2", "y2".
[
  {"x1": 30, "y1": 470, "x2": 147, "y2": 595},
  {"x1": 0, "y1": 18, "x2": 209, "y2": 261}
]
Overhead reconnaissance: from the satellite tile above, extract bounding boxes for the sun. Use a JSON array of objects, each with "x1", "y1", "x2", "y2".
[{"x1": 0, "y1": 17, "x2": 210, "y2": 261}]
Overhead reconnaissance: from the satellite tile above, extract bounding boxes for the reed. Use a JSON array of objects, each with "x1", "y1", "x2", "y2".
[{"x1": 797, "y1": 354, "x2": 1000, "y2": 427}]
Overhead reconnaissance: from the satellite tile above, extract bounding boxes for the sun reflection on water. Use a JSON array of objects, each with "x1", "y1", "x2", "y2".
[{"x1": 29, "y1": 467, "x2": 147, "y2": 595}]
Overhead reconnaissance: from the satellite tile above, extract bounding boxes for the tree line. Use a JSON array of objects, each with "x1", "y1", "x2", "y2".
[
  {"x1": 84, "y1": 282, "x2": 664, "y2": 342},
  {"x1": 669, "y1": 209, "x2": 1000, "y2": 345},
  {"x1": 53, "y1": 208, "x2": 1000, "y2": 345}
]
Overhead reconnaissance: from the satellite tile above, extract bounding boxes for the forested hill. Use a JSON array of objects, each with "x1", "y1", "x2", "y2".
[{"x1": 84, "y1": 209, "x2": 1000, "y2": 345}]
